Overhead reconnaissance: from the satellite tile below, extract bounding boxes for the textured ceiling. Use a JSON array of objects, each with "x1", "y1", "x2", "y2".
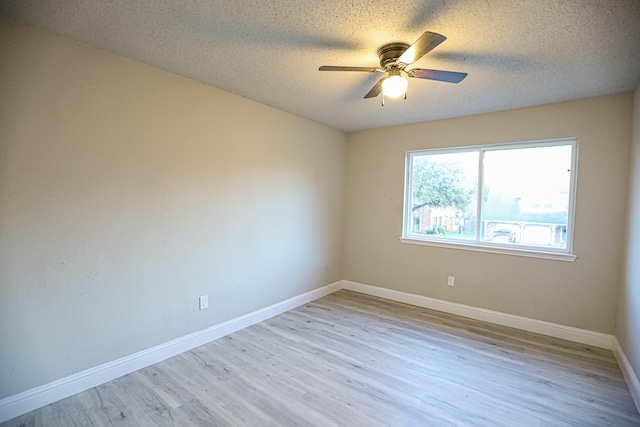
[{"x1": 1, "y1": 0, "x2": 639, "y2": 132}]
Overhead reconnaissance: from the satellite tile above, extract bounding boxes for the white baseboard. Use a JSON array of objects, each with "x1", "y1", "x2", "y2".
[
  {"x1": 2, "y1": 279, "x2": 631, "y2": 423},
  {"x1": 612, "y1": 337, "x2": 640, "y2": 413},
  {"x1": 342, "y1": 280, "x2": 615, "y2": 350},
  {"x1": 343, "y1": 281, "x2": 640, "y2": 410},
  {"x1": 0, "y1": 281, "x2": 342, "y2": 424}
]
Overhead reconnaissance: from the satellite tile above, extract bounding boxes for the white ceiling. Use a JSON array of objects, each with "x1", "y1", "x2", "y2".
[{"x1": 1, "y1": 0, "x2": 639, "y2": 132}]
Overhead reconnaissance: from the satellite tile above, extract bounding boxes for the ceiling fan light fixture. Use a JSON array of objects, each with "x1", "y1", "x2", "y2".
[
  {"x1": 319, "y1": 31, "x2": 466, "y2": 101},
  {"x1": 382, "y1": 70, "x2": 407, "y2": 99}
]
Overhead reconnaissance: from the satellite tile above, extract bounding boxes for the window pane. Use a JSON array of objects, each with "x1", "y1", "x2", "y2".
[
  {"x1": 409, "y1": 151, "x2": 478, "y2": 240},
  {"x1": 480, "y1": 144, "x2": 572, "y2": 249}
]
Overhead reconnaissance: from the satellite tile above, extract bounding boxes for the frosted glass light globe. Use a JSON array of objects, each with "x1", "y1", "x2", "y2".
[{"x1": 382, "y1": 75, "x2": 408, "y2": 98}]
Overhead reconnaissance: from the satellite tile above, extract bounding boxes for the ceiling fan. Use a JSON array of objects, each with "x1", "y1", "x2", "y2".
[{"x1": 319, "y1": 31, "x2": 467, "y2": 105}]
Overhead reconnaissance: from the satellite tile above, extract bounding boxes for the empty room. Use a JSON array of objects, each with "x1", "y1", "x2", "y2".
[{"x1": 1, "y1": 1, "x2": 640, "y2": 426}]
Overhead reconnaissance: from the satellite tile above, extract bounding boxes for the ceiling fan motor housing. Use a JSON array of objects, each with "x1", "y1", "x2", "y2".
[{"x1": 377, "y1": 43, "x2": 410, "y2": 69}]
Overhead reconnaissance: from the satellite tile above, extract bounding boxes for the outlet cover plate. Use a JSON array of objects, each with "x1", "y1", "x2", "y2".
[{"x1": 199, "y1": 295, "x2": 209, "y2": 310}]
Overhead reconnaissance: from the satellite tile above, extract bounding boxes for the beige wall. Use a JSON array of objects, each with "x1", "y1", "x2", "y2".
[
  {"x1": 0, "y1": 19, "x2": 346, "y2": 399},
  {"x1": 344, "y1": 94, "x2": 633, "y2": 333},
  {"x1": 617, "y1": 86, "x2": 640, "y2": 381}
]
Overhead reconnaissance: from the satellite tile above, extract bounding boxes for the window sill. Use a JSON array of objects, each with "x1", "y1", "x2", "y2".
[{"x1": 399, "y1": 237, "x2": 577, "y2": 262}]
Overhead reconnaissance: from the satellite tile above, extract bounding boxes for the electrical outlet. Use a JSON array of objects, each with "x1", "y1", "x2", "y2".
[
  {"x1": 199, "y1": 295, "x2": 209, "y2": 310},
  {"x1": 447, "y1": 276, "x2": 455, "y2": 287}
]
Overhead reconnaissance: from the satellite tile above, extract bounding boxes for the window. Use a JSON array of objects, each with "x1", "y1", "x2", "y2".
[{"x1": 402, "y1": 139, "x2": 578, "y2": 261}]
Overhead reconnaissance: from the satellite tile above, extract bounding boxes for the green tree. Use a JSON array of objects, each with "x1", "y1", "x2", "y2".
[{"x1": 412, "y1": 157, "x2": 474, "y2": 212}]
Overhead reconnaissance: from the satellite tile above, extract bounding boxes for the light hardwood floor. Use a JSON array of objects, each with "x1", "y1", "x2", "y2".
[{"x1": 3, "y1": 290, "x2": 640, "y2": 426}]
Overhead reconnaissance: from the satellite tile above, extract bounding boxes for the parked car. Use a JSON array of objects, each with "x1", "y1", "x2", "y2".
[{"x1": 492, "y1": 229, "x2": 516, "y2": 243}]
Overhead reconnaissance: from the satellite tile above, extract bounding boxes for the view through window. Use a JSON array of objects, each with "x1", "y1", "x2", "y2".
[{"x1": 403, "y1": 139, "x2": 577, "y2": 256}]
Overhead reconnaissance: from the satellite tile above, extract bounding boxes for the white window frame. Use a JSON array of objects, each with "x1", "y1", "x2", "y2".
[{"x1": 401, "y1": 138, "x2": 578, "y2": 262}]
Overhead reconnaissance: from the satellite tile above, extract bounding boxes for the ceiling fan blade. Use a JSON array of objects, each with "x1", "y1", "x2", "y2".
[
  {"x1": 398, "y1": 31, "x2": 446, "y2": 65},
  {"x1": 407, "y1": 68, "x2": 467, "y2": 83},
  {"x1": 319, "y1": 66, "x2": 381, "y2": 72},
  {"x1": 364, "y1": 77, "x2": 386, "y2": 98}
]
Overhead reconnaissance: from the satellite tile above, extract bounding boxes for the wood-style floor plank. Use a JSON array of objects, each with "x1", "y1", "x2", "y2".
[{"x1": 2, "y1": 290, "x2": 639, "y2": 426}]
